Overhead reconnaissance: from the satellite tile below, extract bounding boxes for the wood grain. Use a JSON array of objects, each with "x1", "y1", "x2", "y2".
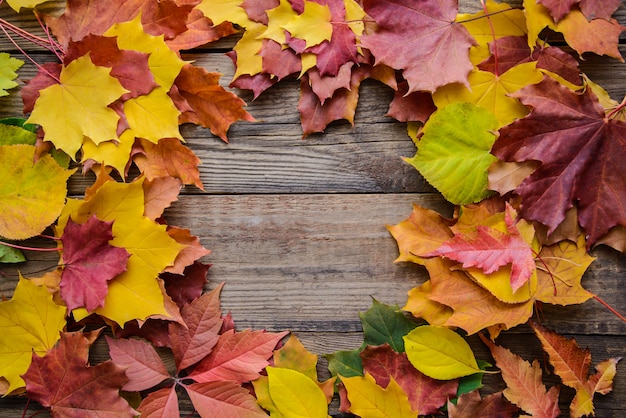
[{"x1": 0, "y1": 0, "x2": 625, "y2": 416}]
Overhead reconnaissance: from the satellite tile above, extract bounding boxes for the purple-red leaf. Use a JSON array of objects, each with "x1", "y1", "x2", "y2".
[
  {"x1": 60, "y1": 215, "x2": 130, "y2": 311},
  {"x1": 106, "y1": 336, "x2": 170, "y2": 392}
]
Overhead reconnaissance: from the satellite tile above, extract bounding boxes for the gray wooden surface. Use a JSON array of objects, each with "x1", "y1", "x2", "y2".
[{"x1": 0, "y1": 1, "x2": 624, "y2": 416}]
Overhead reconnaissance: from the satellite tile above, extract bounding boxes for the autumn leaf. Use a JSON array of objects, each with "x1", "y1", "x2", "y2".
[
  {"x1": 26, "y1": 54, "x2": 128, "y2": 158},
  {"x1": 432, "y1": 63, "x2": 544, "y2": 128},
  {"x1": 105, "y1": 336, "x2": 171, "y2": 392},
  {"x1": 0, "y1": 144, "x2": 73, "y2": 240},
  {"x1": 404, "y1": 102, "x2": 499, "y2": 205},
  {"x1": 195, "y1": 0, "x2": 256, "y2": 28},
  {"x1": 58, "y1": 215, "x2": 130, "y2": 311},
  {"x1": 267, "y1": 367, "x2": 330, "y2": 418},
  {"x1": 341, "y1": 373, "x2": 416, "y2": 418},
  {"x1": 425, "y1": 204, "x2": 536, "y2": 292},
  {"x1": 0, "y1": 277, "x2": 66, "y2": 394},
  {"x1": 0, "y1": 53, "x2": 23, "y2": 96},
  {"x1": 448, "y1": 390, "x2": 519, "y2": 418},
  {"x1": 480, "y1": 334, "x2": 561, "y2": 418},
  {"x1": 0, "y1": 242, "x2": 25, "y2": 263},
  {"x1": 189, "y1": 329, "x2": 288, "y2": 383},
  {"x1": 579, "y1": 0, "x2": 622, "y2": 21},
  {"x1": 133, "y1": 138, "x2": 204, "y2": 190},
  {"x1": 361, "y1": 0, "x2": 475, "y2": 93},
  {"x1": 531, "y1": 322, "x2": 621, "y2": 417},
  {"x1": 169, "y1": 284, "x2": 224, "y2": 371},
  {"x1": 23, "y1": 331, "x2": 137, "y2": 417},
  {"x1": 361, "y1": 344, "x2": 458, "y2": 415},
  {"x1": 4, "y1": 0, "x2": 47, "y2": 12},
  {"x1": 175, "y1": 64, "x2": 255, "y2": 142},
  {"x1": 142, "y1": 176, "x2": 182, "y2": 221},
  {"x1": 404, "y1": 326, "x2": 482, "y2": 380},
  {"x1": 491, "y1": 77, "x2": 626, "y2": 247},
  {"x1": 457, "y1": 0, "x2": 527, "y2": 66},
  {"x1": 139, "y1": 387, "x2": 179, "y2": 417},
  {"x1": 58, "y1": 178, "x2": 185, "y2": 325},
  {"x1": 360, "y1": 298, "x2": 420, "y2": 353},
  {"x1": 524, "y1": 0, "x2": 624, "y2": 61},
  {"x1": 185, "y1": 381, "x2": 270, "y2": 418},
  {"x1": 282, "y1": 1, "x2": 333, "y2": 49}
]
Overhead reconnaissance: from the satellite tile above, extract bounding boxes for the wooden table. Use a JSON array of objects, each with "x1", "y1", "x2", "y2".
[{"x1": 0, "y1": 1, "x2": 624, "y2": 416}]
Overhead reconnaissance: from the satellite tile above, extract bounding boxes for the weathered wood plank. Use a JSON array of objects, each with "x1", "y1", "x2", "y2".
[{"x1": 2, "y1": 194, "x2": 624, "y2": 335}]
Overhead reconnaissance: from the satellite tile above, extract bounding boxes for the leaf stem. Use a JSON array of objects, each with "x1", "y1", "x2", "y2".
[
  {"x1": 606, "y1": 96, "x2": 626, "y2": 119},
  {"x1": 0, "y1": 240, "x2": 60, "y2": 252},
  {"x1": 593, "y1": 294, "x2": 626, "y2": 323}
]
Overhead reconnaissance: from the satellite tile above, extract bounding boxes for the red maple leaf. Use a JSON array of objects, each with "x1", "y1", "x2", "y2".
[
  {"x1": 491, "y1": 77, "x2": 626, "y2": 247},
  {"x1": 23, "y1": 331, "x2": 137, "y2": 417},
  {"x1": 361, "y1": 0, "x2": 475, "y2": 93},
  {"x1": 448, "y1": 390, "x2": 519, "y2": 418},
  {"x1": 60, "y1": 215, "x2": 130, "y2": 311},
  {"x1": 424, "y1": 205, "x2": 535, "y2": 292},
  {"x1": 538, "y1": 0, "x2": 579, "y2": 22},
  {"x1": 580, "y1": 0, "x2": 622, "y2": 20},
  {"x1": 65, "y1": 35, "x2": 158, "y2": 100}
]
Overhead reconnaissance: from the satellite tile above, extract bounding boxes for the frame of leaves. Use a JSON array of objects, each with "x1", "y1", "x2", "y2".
[{"x1": 0, "y1": 0, "x2": 625, "y2": 416}]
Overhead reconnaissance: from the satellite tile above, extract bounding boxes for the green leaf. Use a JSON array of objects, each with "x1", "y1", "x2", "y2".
[
  {"x1": 0, "y1": 243, "x2": 25, "y2": 263},
  {"x1": 0, "y1": 118, "x2": 38, "y2": 133},
  {"x1": 453, "y1": 359, "x2": 492, "y2": 403},
  {"x1": 404, "y1": 102, "x2": 499, "y2": 205},
  {"x1": 0, "y1": 124, "x2": 37, "y2": 146},
  {"x1": 359, "y1": 298, "x2": 420, "y2": 352},
  {"x1": 326, "y1": 349, "x2": 363, "y2": 378},
  {"x1": 0, "y1": 53, "x2": 23, "y2": 96},
  {"x1": 403, "y1": 325, "x2": 482, "y2": 380}
]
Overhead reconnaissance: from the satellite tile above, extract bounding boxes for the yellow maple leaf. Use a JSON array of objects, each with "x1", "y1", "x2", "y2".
[
  {"x1": 457, "y1": 0, "x2": 527, "y2": 66},
  {"x1": 105, "y1": 16, "x2": 188, "y2": 90},
  {"x1": 0, "y1": 276, "x2": 66, "y2": 394},
  {"x1": 26, "y1": 54, "x2": 128, "y2": 158},
  {"x1": 0, "y1": 144, "x2": 74, "y2": 240},
  {"x1": 341, "y1": 373, "x2": 417, "y2": 418},
  {"x1": 195, "y1": 0, "x2": 254, "y2": 28},
  {"x1": 282, "y1": 1, "x2": 333, "y2": 49},
  {"x1": 57, "y1": 179, "x2": 185, "y2": 325},
  {"x1": 261, "y1": 0, "x2": 299, "y2": 46},
  {"x1": 433, "y1": 63, "x2": 543, "y2": 127},
  {"x1": 80, "y1": 130, "x2": 135, "y2": 177},
  {"x1": 232, "y1": 22, "x2": 266, "y2": 79},
  {"x1": 0, "y1": 53, "x2": 23, "y2": 96},
  {"x1": 123, "y1": 88, "x2": 183, "y2": 144}
]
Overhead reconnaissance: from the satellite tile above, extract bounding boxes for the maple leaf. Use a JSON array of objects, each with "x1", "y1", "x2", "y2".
[
  {"x1": 164, "y1": 226, "x2": 211, "y2": 275},
  {"x1": 59, "y1": 215, "x2": 130, "y2": 311},
  {"x1": 457, "y1": 0, "x2": 527, "y2": 66},
  {"x1": 0, "y1": 53, "x2": 23, "y2": 96},
  {"x1": 58, "y1": 178, "x2": 185, "y2": 325},
  {"x1": 480, "y1": 334, "x2": 561, "y2": 418},
  {"x1": 23, "y1": 331, "x2": 137, "y2": 417},
  {"x1": 341, "y1": 373, "x2": 416, "y2": 417},
  {"x1": 195, "y1": 0, "x2": 256, "y2": 28},
  {"x1": 361, "y1": 344, "x2": 458, "y2": 414},
  {"x1": 166, "y1": 9, "x2": 238, "y2": 52},
  {"x1": 538, "y1": 0, "x2": 579, "y2": 22},
  {"x1": 161, "y1": 261, "x2": 211, "y2": 309},
  {"x1": 491, "y1": 77, "x2": 626, "y2": 247},
  {"x1": 65, "y1": 35, "x2": 158, "y2": 100},
  {"x1": 0, "y1": 144, "x2": 73, "y2": 240},
  {"x1": 477, "y1": 36, "x2": 582, "y2": 88},
  {"x1": 175, "y1": 64, "x2": 255, "y2": 142},
  {"x1": 524, "y1": 0, "x2": 625, "y2": 61},
  {"x1": 133, "y1": 138, "x2": 204, "y2": 190},
  {"x1": 432, "y1": 63, "x2": 544, "y2": 128},
  {"x1": 361, "y1": 0, "x2": 476, "y2": 93},
  {"x1": 448, "y1": 390, "x2": 519, "y2": 418},
  {"x1": 405, "y1": 102, "x2": 499, "y2": 205},
  {"x1": 189, "y1": 329, "x2": 288, "y2": 383},
  {"x1": 0, "y1": 277, "x2": 66, "y2": 394},
  {"x1": 142, "y1": 176, "x2": 182, "y2": 220},
  {"x1": 26, "y1": 54, "x2": 128, "y2": 158},
  {"x1": 386, "y1": 81, "x2": 436, "y2": 123},
  {"x1": 106, "y1": 336, "x2": 171, "y2": 392},
  {"x1": 425, "y1": 204, "x2": 536, "y2": 292},
  {"x1": 531, "y1": 322, "x2": 621, "y2": 417},
  {"x1": 579, "y1": 0, "x2": 622, "y2": 21}
]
